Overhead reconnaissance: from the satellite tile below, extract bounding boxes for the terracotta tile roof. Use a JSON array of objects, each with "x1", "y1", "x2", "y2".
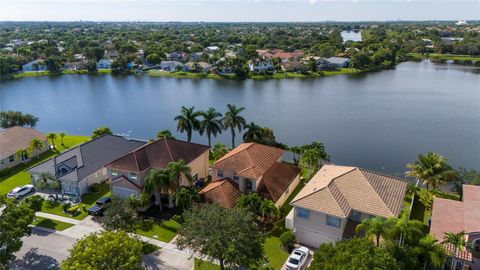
[
  {"x1": 291, "y1": 165, "x2": 408, "y2": 218},
  {"x1": 211, "y1": 143, "x2": 284, "y2": 179},
  {"x1": 105, "y1": 138, "x2": 209, "y2": 172},
  {"x1": 0, "y1": 126, "x2": 46, "y2": 158},
  {"x1": 257, "y1": 162, "x2": 301, "y2": 203},
  {"x1": 200, "y1": 178, "x2": 241, "y2": 208},
  {"x1": 431, "y1": 185, "x2": 480, "y2": 242},
  {"x1": 443, "y1": 243, "x2": 473, "y2": 262},
  {"x1": 111, "y1": 176, "x2": 142, "y2": 192}
]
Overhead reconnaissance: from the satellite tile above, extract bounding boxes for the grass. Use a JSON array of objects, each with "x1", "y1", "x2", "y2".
[
  {"x1": 32, "y1": 216, "x2": 75, "y2": 231},
  {"x1": 264, "y1": 236, "x2": 289, "y2": 270},
  {"x1": 147, "y1": 70, "x2": 236, "y2": 80},
  {"x1": 135, "y1": 218, "x2": 182, "y2": 243},
  {"x1": 13, "y1": 70, "x2": 112, "y2": 79},
  {"x1": 0, "y1": 134, "x2": 89, "y2": 196},
  {"x1": 194, "y1": 258, "x2": 220, "y2": 270},
  {"x1": 141, "y1": 242, "x2": 161, "y2": 255},
  {"x1": 406, "y1": 53, "x2": 480, "y2": 62}
]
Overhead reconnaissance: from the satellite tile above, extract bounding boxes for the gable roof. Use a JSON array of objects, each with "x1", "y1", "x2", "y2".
[
  {"x1": 211, "y1": 143, "x2": 284, "y2": 179},
  {"x1": 0, "y1": 126, "x2": 46, "y2": 159},
  {"x1": 291, "y1": 165, "x2": 407, "y2": 218},
  {"x1": 29, "y1": 135, "x2": 145, "y2": 182},
  {"x1": 105, "y1": 138, "x2": 209, "y2": 172},
  {"x1": 257, "y1": 162, "x2": 301, "y2": 203},
  {"x1": 200, "y1": 178, "x2": 241, "y2": 208}
]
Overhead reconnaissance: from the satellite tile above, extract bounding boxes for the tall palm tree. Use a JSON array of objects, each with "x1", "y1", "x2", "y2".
[
  {"x1": 412, "y1": 234, "x2": 446, "y2": 270},
  {"x1": 29, "y1": 138, "x2": 44, "y2": 160},
  {"x1": 59, "y1": 132, "x2": 66, "y2": 146},
  {"x1": 211, "y1": 142, "x2": 229, "y2": 161},
  {"x1": 242, "y1": 122, "x2": 263, "y2": 142},
  {"x1": 174, "y1": 106, "x2": 201, "y2": 143},
  {"x1": 199, "y1": 107, "x2": 223, "y2": 147},
  {"x1": 15, "y1": 148, "x2": 29, "y2": 163},
  {"x1": 222, "y1": 104, "x2": 246, "y2": 149},
  {"x1": 443, "y1": 231, "x2": 466, "y2": 270},
  {"x1": 168, "y1": 160, "x2": 193, "y2": 188},
  {"x1": 356, "y1": 216, "x2": 391, "y2": 247},
  {"x1": 259, "y1": 199, "x2": 280, "y2": 220},
  {"x1": 175, "y1": 187, "x2": 200, "y2": 211},
  {"x1": 46, "y1": 133, "x2": 57, "y2": 149},
  {"x1": 299, "y1": 148, "x2": 322, "y2": 178},
  {"x1": 406, "y1": 152, "x2": 456, "y2": 191},
  {"x1": 418, "y1": 189, "x2": 436, "y2": 212},
  {"x1": 289, "y1": 146, "x2": 301, "y2": 165},
  {"x1": 156, "y1": 129, "x2": 174, "y2": 139},
  {"x1": 35, "y1": 172, "x2": 57, "y2": 190},
  {"x1": 143, "y1": 169, "x2": 172, "y2": 208}
]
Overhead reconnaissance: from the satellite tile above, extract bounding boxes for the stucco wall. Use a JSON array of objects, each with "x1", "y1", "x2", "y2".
[
  {"x1": 274, "y1": 174, "x2": 300, "y2": 208},
  {"x1": 0, "y1": 140, "x2": 49, "y2": 170}
]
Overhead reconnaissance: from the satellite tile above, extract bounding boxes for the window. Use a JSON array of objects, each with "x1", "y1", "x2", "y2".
[
  {"x1": 473, "y1": 239, "x2": 480, "y2": 252},
  {"x1": 297, "y1": 208, "x2": 309, "y2": 219},
  {"x1": 326, "y1": 215, "x2": 341, "y2": 228},
  {"x1": 350, "y1": 210, "x2": 361, "y2": 222},
  {"x1": 8, "y1": 155, "x2": 15, "y2": 163},
  {"x1": 233, "y1": 173, "x2": 239, "y2": 182},
  {"x1": 109, "y1": 169, "x2": 118, "y2": 176},
  {"x1": 245, "y1": 179, "x2": 253, "y2": 191},
  {"x1": 0, "y1": 159, "x2": 5, "y2": 165},
  {"x1": 217, "y1": 169, "x2": 224, "y2": 178},
  {"x1": 129, "y1": 173, "x2": 137, "y2": 180}
]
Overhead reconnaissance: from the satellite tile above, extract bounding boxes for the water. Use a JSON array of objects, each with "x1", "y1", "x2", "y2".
[
  {"x1": 341, "y1": 30, "x2": 362, "y2": 42},
  {"x1": 1, "y1": 61, "x2": 479, "y2": 176}
]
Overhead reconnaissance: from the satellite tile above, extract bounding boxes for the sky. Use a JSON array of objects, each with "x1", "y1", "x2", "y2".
[{"x1": 0, "y1": 0, "x2": 479, "y2": 22}]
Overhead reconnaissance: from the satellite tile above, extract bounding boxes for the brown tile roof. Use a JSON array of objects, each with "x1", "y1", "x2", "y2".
[
  {"x1": 257, "y1": 162, "x2": 301, "y2": 203},
  {"x1": 291, "y1": 165, "x2": 408, "y2": 218},
  {"x1": 211, "y1": 143, "x2": 284, "y2": 179},
  {"x1": 431, "y1": 185, "x2": 480, "y2": 242},
  {"x1": 0, "y1": 126, "x2": 46, "y2": 158},
  {"x1": 200, "y1": 178, "x2": 241, "y2": 208},
  {"x1": 105, "y1": 138, "x2": 209, "y2": 172},
  {"x1": 443, "y1": 243, "x2": 473, "y2": 262},
  {"x1": 111, "y1": 176, "x2": 141, "y2": 192}
]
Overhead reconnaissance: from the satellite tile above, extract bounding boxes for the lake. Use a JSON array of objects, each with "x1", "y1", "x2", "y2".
[
  {"x1": 1, "y1": 61, "x2": 479, "y2": 177},
  {"x1": 341, "y1": 30, "x2": 362, "y2": 42}
]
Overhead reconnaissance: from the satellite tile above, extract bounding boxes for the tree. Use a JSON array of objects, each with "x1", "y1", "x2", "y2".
[
  {"x1": 418, "y1": 189, "x2": 435, "y2": 212},
  {"x1": 279, "y1": 230, "x2": 296, "y2": 251},
  {"x1": 443, "y1": 231, "x2": 466, "y2": 270},
  {"x1": 175, "y1": 186, "x2": 200, "y2": 211},
  {"x1": 174, "y1": 106, "x2": 201, "y2": 143},
  {"x1": 15, "y1": 148, "x2": 29, "y2": 163},
  {"x1": 143, "y1": 168, "x2": 172, "y2": 208},
  {"x1": 46, "y1": 132, "x2": 57, "y2": 149},
  {"x1": 0, "y1": 111, "x2": 38, "y2": 128},
  {"x1": 222, "y1": 104, "x2": 246, "y2": 149},
  {"x1": 236, "y1": 193, "x2": 263, "y2": 215},
  {"x1": 243, "y1": 122, "x2": 263, "y2": 142},
  {"x1": 59, "y1": 132, "x2": 66, "y2": 146},
  {"x1": 453, "y1": 168, "x2": 480, "y2": 200},
  {"x1": 34, "y1": 172, "x2": 58, "y2": 191},
  {"x1": 176, "y1": 204, "x2": 265, "y2": 270},
  {"x1": 0, "y1": 199, "x2": 35, "y2": 266},
  {"x1": 411, "y1": 235, "x2": 446, "y2": 270},
  {"x1": 91, "y1": 126, "x2": 113, "y2": 139},
  {"x1": 61, "y1": 231, "x2": 143, "y2": 270},
  {"x1": 309, "y1": 238, "x2": 400, "y2": 270},
  {"x1": 356, "y1": 216, "x2": 391, "y2": 247},
  {"x1": 299, "y1": 141, "x2": 330, "y2": 178},
  {"x1": 199, "y1": 107, "x2": 223, "y2": 147},
  {"x1": 146, "y1": 53, "x2": 161, "y2": 64},
  {"x1": 100, "y1": 197, "x2": 137, "y2": 232},
  {"x1": 156, "y1": 129, "x2": 174, "y2": 139},
  {"x1": 211, "y1": 142, "x2": 229, "y2": 161},
  {"x1": 44, "y1": 56, "x2": 61, "y2": 73},
  {"x1": 406, "y1": 152, "x2": 456, "y2": 191},
  {"x1": 259, "y1": 199, "x2": 279, "y2": 220},
  {"x1": 168, "y1": 159, "x2": 193, "y2": 188},
  {"x1": 28, "y1": 138, "x2": 44, "y2": 160},
  {"x1": 24, "y1": 195, "x2": 45, "y2": 212}
]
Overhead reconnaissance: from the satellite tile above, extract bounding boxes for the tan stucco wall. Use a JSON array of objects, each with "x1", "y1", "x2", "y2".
[
  {"x1": 274, "y1": 174, "x2": 300, "y2": 208},
  {"x1": 80, "y1": 168, "x2": 108, "y2": 195},
  {"x1": 185, "y1": 150, "x2": 210, "y2": 185}
]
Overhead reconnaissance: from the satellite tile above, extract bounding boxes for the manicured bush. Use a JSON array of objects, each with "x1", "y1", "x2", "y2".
[
  {"x1": 280, "y1": 230, "x2": 296, "y2": 251},
  {"x1": 67, "y1": 204, "x2": 80, "y2": 214},
  {"x1": 62, "y1": 202, "x2": 72, "y2": 213}
]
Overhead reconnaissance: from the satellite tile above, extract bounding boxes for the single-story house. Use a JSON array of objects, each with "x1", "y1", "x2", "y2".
[
  {"x1": 326, "y1": 57, "x2": 350, "y2": 68},
  {"x1": 168, "y1": 51, "x2": 189, "y2": 62},
  {"x1": 248, "y1": 61, "x2": 275, "y2": 74},
  {"x1": 104, "y1": 138, "x2": 209, "y2": 208},
  {"x1": 28, "y1": 135, "x2": 145, "y2": 198},
  {"x1": 314, "y1": 57, "x2": 338, "y2": 71},
  {"x1": 431, "y1": 185, "x2": 480, "y2": 270},
  {"x1": 22, "y1": 60, "x2": 47, "y2": 72},
  {"x1": 0, "y1": 127, "x2": 49, "y2": 170},
  {"x1": 286, "y1": 165, "x2": 407, "y2": 248},
  {"x1": 281, "y1": 61, "x2": 307, "y2": 73},
  {"x1": 191, "y1": 52, "x2": 204, "y2": 62},
  {"x1": 185, "y1": 61, "x2": 212, "y2": 72},
  {"x1": 97, "y1": 59, "x2": 113, "y2": 70},
  {"x1": 159, "y1": 61, "x2": 185, "y2": 72},
  {"x1": 64, "y1": 60, "x2": 88, "y2": 71}
]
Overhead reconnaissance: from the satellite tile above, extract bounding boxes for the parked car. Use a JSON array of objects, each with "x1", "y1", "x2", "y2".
[
  {"x1": 87, "y1": 197, "x2": 112, "y2": 216},
  {"x1": 286, "y1": 246, "x2": 310, "y2": 270},
  {"x1": 7, "y1": 184, "x2": 35, "y2": 199}
]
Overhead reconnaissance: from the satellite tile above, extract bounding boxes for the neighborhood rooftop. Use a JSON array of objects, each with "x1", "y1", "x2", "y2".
[
  {"x1": 0, "y1": 126, "x2": 46, "y2": 159},
  {"x1": 199, "y1": 178, "x2": 241, "y2": 208}
]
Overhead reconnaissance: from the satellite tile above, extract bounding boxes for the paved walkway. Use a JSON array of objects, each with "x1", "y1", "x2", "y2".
[{"x1": 36, "y1": 212, "x2": 81, "y2": 225}]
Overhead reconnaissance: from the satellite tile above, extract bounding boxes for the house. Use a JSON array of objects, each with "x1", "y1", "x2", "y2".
[
  {"x1": 325, "y1": 57, "x2": 351, "y2": 68},
  {"x1": 185, "y1": 61, "x2": 212, "y2": 72},
  {"x1": 97, "y1": 59, "x2": 113, "y2": 70},
  {"x1": 199, "y1": 178, "x2": 241, "y2": 208},
  {"x1": 286, "y1": 165, "x2": 407, "y2": 248},
  {"x1": 281, "y1": 61, "x2": 307, "y2": 73},
  {"x1": 430, "y1": 185, "x2": 480, "y2": 270},
  {"x1": 0, "y1": 127, "x2": 49, "y2": 170},
  {"x1": 191, "y1": 52, "x2": 204, "y2": 62},
  {"x1": 271, "y1": 50, "x2": 304, "y2": 63},
  {"x1": 159, "y1": 61, "x2": 185, "y2": 72},
  {"x1": 104, "y1": 138, "x2": 209, "y2": 208},
  {"x1": 64, "y1": 60, "x2": 88, "y2": 71},
  {"x1": 315, "y1": 57, "x2": 338, "y2": 71},
  {"x1": 204, "y1": 46, "x2": 220, "y2": 54},
  {"x1": 28, "y1": 135, "x2": 145, "y2": 197},
  {"x1": 208, "y1": 143, "x2": 301, "y2": 207},
  {"x1": 169, "y1": 51, "x2": 189, "y2": 62},
  {"x1": 248, "y1": 61, "x2": 275, "y2": 74},
  {"x1": 22, "y1": 60, "x2": 47, "y2": 72}
]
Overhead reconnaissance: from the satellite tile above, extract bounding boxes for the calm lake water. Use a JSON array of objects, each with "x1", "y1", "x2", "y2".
[
  {"x1": 1, "y1": 61, "x2": 479, "y2": 176},
  {"x1": 341, "y1": 30, "x2": 362, "y2": 42}
]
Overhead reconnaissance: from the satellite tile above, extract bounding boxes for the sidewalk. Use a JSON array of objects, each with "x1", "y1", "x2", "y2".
[{"x1": 36, "y1": 212, "x2": 81, "y2": 225}]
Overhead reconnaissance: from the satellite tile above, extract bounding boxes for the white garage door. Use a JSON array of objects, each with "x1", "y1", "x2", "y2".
[
  {"x1": 295, "y1": 229, "x2": 337, "y2": 249},
  {"x1": 112, "y1": 187, "x2": 138, "y2": 199}
]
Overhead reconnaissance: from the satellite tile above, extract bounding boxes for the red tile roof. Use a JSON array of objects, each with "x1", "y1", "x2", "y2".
[
  {"x1": 200, "y1": 178, "x2": 241, "y2": 208},
  {"x1": 257, "y1": 162, "x2": 301, "y2": 203}
]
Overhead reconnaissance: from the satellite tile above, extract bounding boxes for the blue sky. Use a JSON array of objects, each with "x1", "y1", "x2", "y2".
[{"x1": 0, "y1": 0, "x2": 479, "y2": 22}]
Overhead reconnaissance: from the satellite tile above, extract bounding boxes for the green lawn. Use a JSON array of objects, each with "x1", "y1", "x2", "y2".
[
  {"x1": 141, "y1": 242, "x2": 161, "y2": 255},
  {"x1": 406, "y1": 53, "x2": 480, "y2": 62},
  {"x1": 194, "y1": 259, "x2": 220, "y2": 270},
  {"x1": 264, "y1": 236, "x2": 289, "y2": 270},
  {"x1": 0, "y1": 135, "x2": 89, "y2": 196},
  {"x1": 135, "y1": 218, "x2": 182, "y2": 243},
  {"x1": 32, "y1": 217, "x2": 75, "y2": 231},
  {"x1": 147, "y1": 70, "x2": 235, "y2": 80},
  {"x1": 14, "y1": 70, "x2": 111, "y2": 79}
]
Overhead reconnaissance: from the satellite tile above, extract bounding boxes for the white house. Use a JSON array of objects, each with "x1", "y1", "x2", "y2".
[
  {"x1": 22, "y1": 60, "x2": 47, "y2": 72},
  {"x1": 97, "y1": 59, "x2": 113, "y2": 70},
  {"x1": 325, "y1": 57, "x2": 350, "y2": 68},
  {"x1": 159, "y1": 61, "x2": 185, "y2": 72},
  {"x1": 248, "y1": 61, "x2": 275, "y2": 74}
]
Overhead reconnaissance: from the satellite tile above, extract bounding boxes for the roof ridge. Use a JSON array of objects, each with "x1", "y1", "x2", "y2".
[
  {"x1": 291, "y1": 185, "x2": 328, "y2": 204},
  {"x1": 164, "y1": 139, "x2": 175, "y2": 162},
  {"x1": 327, "y1": 181, "x2": 350, "y2": 217},
  {"x1": 357, "y1": 168, "x2": 395, "y2": 216}
]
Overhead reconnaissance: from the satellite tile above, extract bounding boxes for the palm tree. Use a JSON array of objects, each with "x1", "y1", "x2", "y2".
[
  {"x1": 406, "y1": 152, "x2": 456, "y2": 191},
  {"x1": 299, "y1": 148, "x2": 321, "y2": 178},
  {"x1": 15, "y1": 148, "x2": 29, "y2": 163},
  {"x1": 174, "y1": 106, "x2": 201, "y2": 142},
  {"x1": 259, "y1": 199, "x2": 279, "y2": 220},
  {"x1": 143, "y1": 169, "x2": 172, "y2": 208},
  {"x1": 356, "y1": 216, "x2": 391, "y2": 247},
  {"x1": 412, "y1": 234, "x2": 446, "y2": 270},
  {"x1": 222, "y1": 104, "x2": 246, "y2": 149},
  {"x1": 175, "y1": 187, "x2": 200, "y2": 211},
  {"x1": 199, "y1": 107, "x2": 223, "y2": 147},
  {"x1": 211, "y1": 142, "x2": 229, "y2": 161},
  {"x1": 29, "y1": 138, "x2": 44, "y2": 160},
  {"x1": 59, "y1": 132, "x2": 66, "y2": 146},
  {"x1": 443, "y1": 231, "x2": 466, "y2": 270},
  {"x1": 242, "y1": 122, "x2": 263, "y2": 142},
  {"x1": 289, "y1": 146, "x2": 301, "y2": 165},
  {"x1": 46, "y1": 133, "x2": 57, "y2": 149},
  {"x1": 157, "y1": 129, "x2": 174, "y2": 139},
  {"x1": 418, "y1": 189, "x2": 436, "y2": 212},
  {"x1": 168, "y1": 160, "x2": 193, "y2": 188},
  {"x1": 35, "y1": 172, "x2": 56, "y2": 190}
]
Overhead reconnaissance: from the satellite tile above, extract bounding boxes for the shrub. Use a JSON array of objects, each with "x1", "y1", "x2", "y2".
[
  {"x1": 89, "y1": 183, "x2": 101, "y2": 193},
  {"x1": 62, "y1": 202, "x2": 72, "y2": 213},
  {"x1": 280, "y1": 230, "x2": 296, "y2": 251},
  {"x1": 67, "y1": 204, "x2": 80, "y2": 214},
  {"x1": 46, "y1": 199, "x2": 59, "y2": 208},
  {"x1": 0, "y1": 168, "x2": 11, "y2": 177}
]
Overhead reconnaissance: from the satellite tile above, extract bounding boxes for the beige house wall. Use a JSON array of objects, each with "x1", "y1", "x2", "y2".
[
  {"x1": 0, "y1": 140, "x2": 49, "y2": 170},
  {"x1": 274, "y1": 174, "x2": 300, "y2": 208}
]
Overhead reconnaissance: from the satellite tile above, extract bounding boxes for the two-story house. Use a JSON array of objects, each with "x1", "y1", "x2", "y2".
[
  {"x1": 207, "y1": 143, "x2": 301, "y2": 208},
  {"x1": 104, "y1": 138, "x2": 209, "y2": 208},
  {"x1": 286, "y1": 165, "x2": 407, "y2": 248},
  {"x1": 431, "y1": 185, "x2": 480, "y2": 270}
]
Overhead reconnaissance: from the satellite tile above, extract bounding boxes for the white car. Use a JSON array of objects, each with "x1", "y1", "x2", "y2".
[
  {"x1": 286, "y1": 246, "x2": 310, "y2": 270},
  {"x1": 7, "y1": 185, "x2": 35, "y2": 199}
]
